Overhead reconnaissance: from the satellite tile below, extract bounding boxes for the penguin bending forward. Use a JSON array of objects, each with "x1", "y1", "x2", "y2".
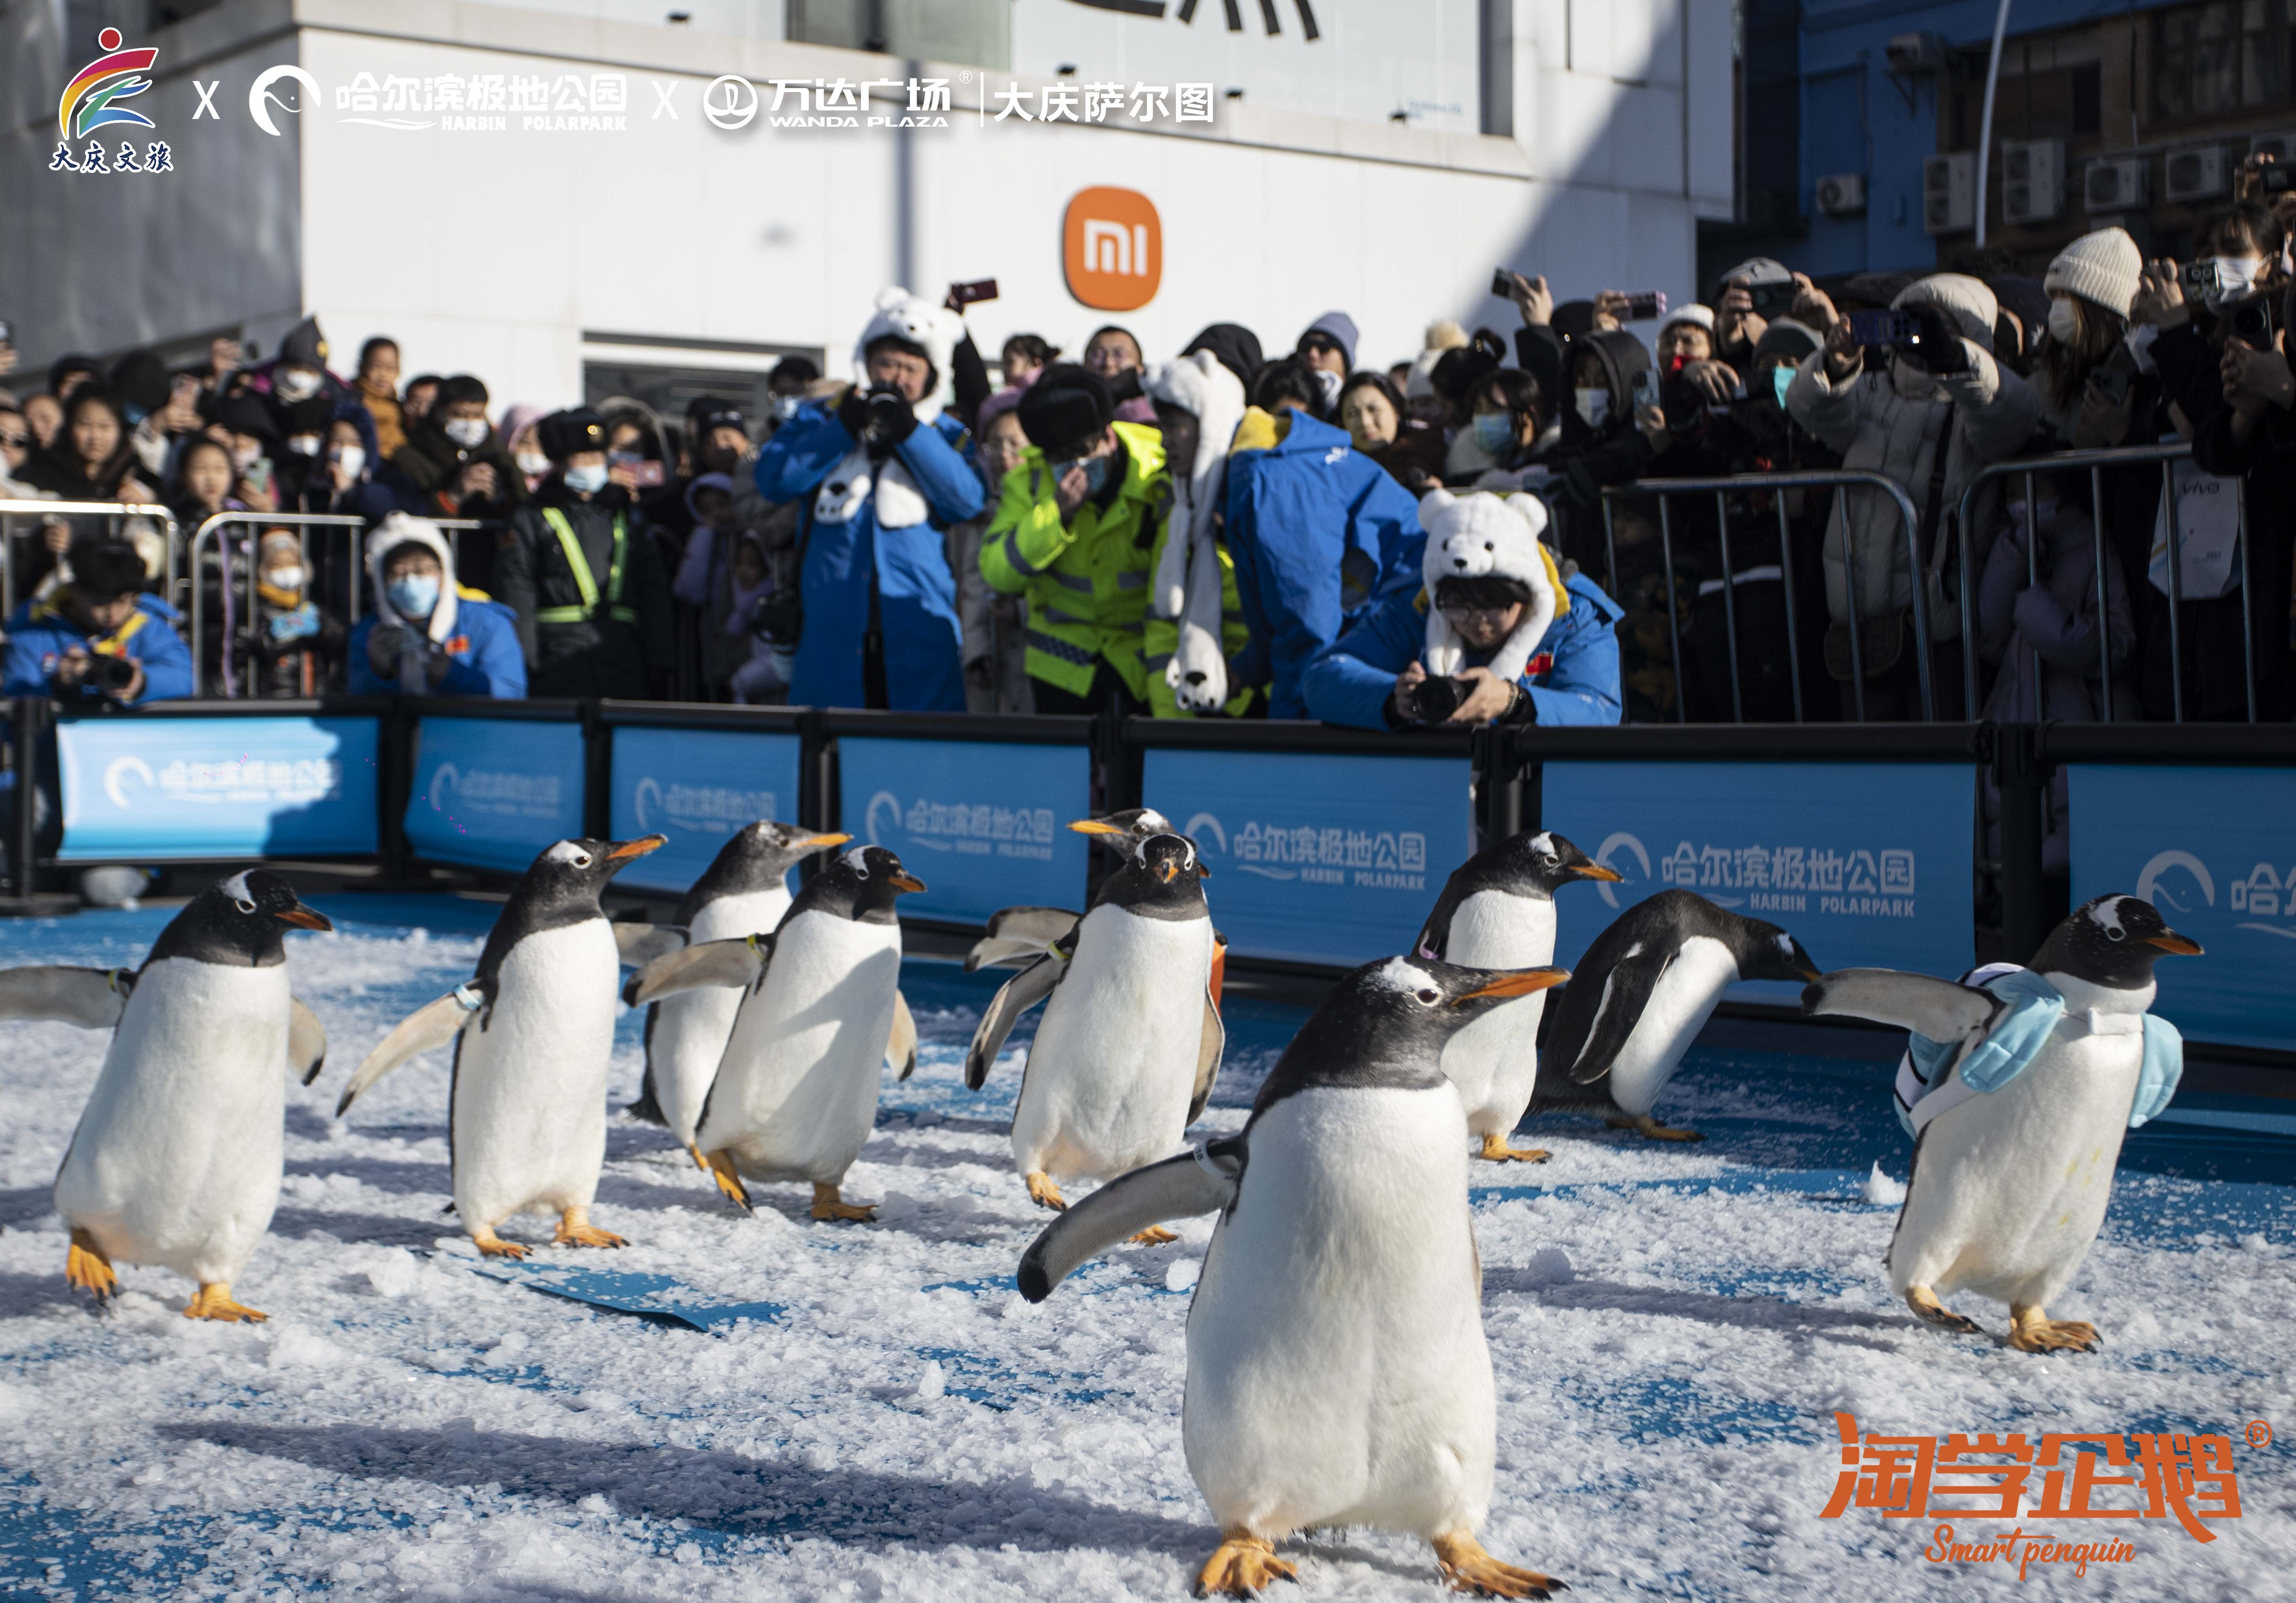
[
  {"x1": 338, "y1": 835, "x2": 666, "y2": 1256},
  {"x1": 1415, "y1": 829, "x2": 1621, "y2": 1162},
  {"x1": 627, "y1": 821, "x2": 853, "y2": 1159},
  {"x1": 1017, "y1": 955, "x2": 1570, "y2": 1599},
  {"x1": 624, "y1": 844, "x2": 923, "y2": 1222},
  {"x1": 1804, "y1": 893, "x2": 2202, "y2": 1352},
  {"x1": 1533, "y1": 889, "x2": 1820, "y2": 1140},
  {"x1": 0, "y1": 871, "x2": 333, "y2": 1320},
  {"x1": 962, "y1": 808, "x2": 1177, "y2": 972},
  {"x1": 965, "y1": 833, "x2": 1223, "y2": 1222}
]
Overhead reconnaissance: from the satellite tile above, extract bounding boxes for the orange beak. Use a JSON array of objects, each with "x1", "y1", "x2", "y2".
[
  {"x1": 1453, "y1": 967, "x2": 1570, "y2": 1004},
  {"x1": 1068, "y1": 819, "x2": 1126, "y2": 836},
  {"x1": 2147, "y1": 932, "x2": 2204, "y2": 955},
  {"x1": 276, "y1": 901, "x2": 333, "y2": 932},
  {"x1": 806, "y1": 832, "x2": 853, "y2": 849},
  {"x1": 1573, "y1": 863, "x2": 1624, "y2": 882},
  {"x1": 607, "y1": 835, "x2": 667, "y2": 861},
  {"x1": 1158, "y1": 858, "x2": 1180, "y2": 883},
  {"x1": 889, "y1": 872, "x2": 927, "y2": 894}
]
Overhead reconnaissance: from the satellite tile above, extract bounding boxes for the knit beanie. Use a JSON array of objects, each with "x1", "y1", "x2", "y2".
[
  {"x1": 2043, "y1": 228, "x2": 2142, "y2": 320},
  {"x1": 1658, "y1": 304, "x2": 1716, "y2": 340}
]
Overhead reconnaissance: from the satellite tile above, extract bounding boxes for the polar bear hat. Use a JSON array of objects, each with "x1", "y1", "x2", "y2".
[
  {"x1": 1419, "y1": 487, "x2": 1562, "y2": 685},
  {"x1": 851, "y1": 287, "x2": 966, "y2": 424}
]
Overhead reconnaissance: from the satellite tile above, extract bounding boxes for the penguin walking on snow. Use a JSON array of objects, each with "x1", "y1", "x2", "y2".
[
  {"x1": 1415, "y1": 829, "x2": 1620, "y2": 1162},
  {"x1": 966, "y1": 833, "x2": 1223, "y2": 1224},
  {"x1": 337, "y1": 835, "x2": 667, "y2": 1257},
  {"x1": 623, "y1": 844, "x2": 923, "y2": 1222},
  {"x1": 963, "y1": 808, "x2": 1179, "y2": 972},
  {"x1": 627, "y1": 821, "x2": 854, "y2": 1160},
  {"x1": 1017, "y1": 955, "x2": 1571, "y2": 1599},
  {"x1": 0, "y1": 871, "x2": 333, "y2": 1321},
  {"x1": 1534, "y1": 888, "x2": 1820, "y2": 1140},
  {"x1": 1804, "y1": 893, "x2": 2201, "y2": 1352}
]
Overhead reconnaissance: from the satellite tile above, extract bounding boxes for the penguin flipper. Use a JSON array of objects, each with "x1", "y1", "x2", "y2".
[
  {"x1": 964, "y1": 952, "x2": 1063, "y2": 1090},
  {"x1": 1802, "y1": 969, "x2": 1997, "y2": 1040},
  {"x1": 965, "y1": 907, "x2": 1081, "y2": 971},
  {"x1": 623, "y1": 935, "x2": 770, "y2": 1006},
  {"x1": 289, "y1": 997, "x2": 328, "y2": 1086},
  {"x1": 1016, "y1": 1140, "x2": 1241, "y2": 1301},
  {"x1": 888, "y1": 988, "x2": 919, "y2": 1081},
  {"x1": 612, "y1": 923, "x2": 690, "y2": 968},
  {"x1": 336, "y1": 981, "x2": 490, "y2": 1116},
  {"x1": 1565, "y1": 946, "x2": 1672, "y2": 1086},
  {"x1": 1185, "y1": 989, "x2": 1226, "y2": 1126},
  {"x1": 0, "y1": 965, "x2": 132, "y2": 1028}
]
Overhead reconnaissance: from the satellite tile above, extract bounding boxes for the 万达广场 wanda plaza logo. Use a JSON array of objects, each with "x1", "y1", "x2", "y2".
[{"x1": 51, "y1": 28, "x2": 173, "y2": 177}]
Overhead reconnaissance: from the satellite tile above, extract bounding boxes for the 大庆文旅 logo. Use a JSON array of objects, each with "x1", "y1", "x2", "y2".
[{"x1": 51, "y1": 28, "x2": 172, "y2": 178}]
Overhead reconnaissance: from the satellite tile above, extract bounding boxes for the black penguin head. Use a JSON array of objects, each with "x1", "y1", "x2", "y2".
[
  {"x1": 796, "y1": 844, "x2": 926, "y2": 923},
  {"x1": 520, "y1": 835, "x2": 666, "y2": 912},
  {"x1": 1730, "y1": 918, "x2": 1821, "y2": 984},
  {"x1": 1136, "y1": 832, "x2": 1207, "y2": 885},
  {"x1": 148, "y1": 869, "x2": 333, "y2": 968},
  {"x1": 2032, "y1": 894, "x2": 2203, "y2": 989},
  {"x1": 1069, "y1": 808, "x2": 1175, "y2": 845},
  {"x1": 1483, "y1": 830, "x2": 1624, "y2": 897},
  {"x1": 1093, "y1": 832, "x2": 1211, "y2": 921},
  {"x1": 691, "y1": 822, "x2": 851, "y2": 905}
]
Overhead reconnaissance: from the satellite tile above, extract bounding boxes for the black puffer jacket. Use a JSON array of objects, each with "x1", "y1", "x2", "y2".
[{"x1": 496, "y1": 479, "x2": 675, "y2": 699}]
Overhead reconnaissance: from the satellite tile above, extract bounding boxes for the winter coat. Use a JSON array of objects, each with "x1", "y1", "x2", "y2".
[
  {"x1": 2186, "y1": 379, "x2": 2296, "y2": 719},
  {"x1": 674, "y1": 510, "x2": 802, "y2": 695},
  {"x1": 497, "y1": 481, "x2": 675, "y2": 700},
  {"x1": 1977, "y1": 495, "x2": 2136, "y2": 725},
  {"x1": 947, "y1": 513, "x2": 1032, "y2": 714},
  {"x1": 1222, "y1": 408, "x2": 1425, "y2": 718},
  {"x1": 753, "y1": 400, "x2": 982, "y2": 712},
  {"x1": 347, "y1": 596, "x2": 526, "y2": 698},
  {"x1": 227, "y1": 583, "x2": 349, "y2": 698},
  {"x1": 1300, "y1": 571, "x2": 1624, "y2": 731},
  {"x1": 2, "y1": 591, "x2": 193, "y2": 703}
]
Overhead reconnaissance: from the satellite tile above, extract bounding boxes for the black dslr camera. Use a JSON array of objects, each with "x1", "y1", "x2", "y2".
[
  {"x1": 85, "y1": 654, "x2": 138, "y2": 695},
  {"x1": 2224, "y1": 292, "x2": 2277, "y2": 350},
  {"x1": 1409, "y1": 674, "x2": 1473, "y2": 724}
]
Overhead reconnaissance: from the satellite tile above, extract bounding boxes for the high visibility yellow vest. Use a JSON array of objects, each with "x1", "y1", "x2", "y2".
[{"x1": 535, "y1": 507, "x2": 638, "y2": 626}]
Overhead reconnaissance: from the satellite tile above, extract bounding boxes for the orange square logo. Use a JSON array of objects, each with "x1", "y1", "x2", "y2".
[{"x1": 1063, "y1": 186, "x2": 1162, "y2": 312}]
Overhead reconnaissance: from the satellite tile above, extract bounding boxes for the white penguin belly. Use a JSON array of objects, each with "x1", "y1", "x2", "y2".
[
  {"x1": 1183, "y1": 1084, "x2": 1494, "y2": 1541},
  {"x1": 1893, "y1": 1021, "x2": 2141, "y2": 1307},
  {"x1": 54, "y1": 958, "x2": 291, "y2": 1286},
  {"x1": 649, "y1": 887, "x2": 790, "y2": 1144},
  {"x1": 1439, "y1": 892, "x2": 1556, "y2": 1135},
  {"x1": 699, "y1": 911, "x2": 900, "y2": 1184},
  {"x1": 1605, "y1": 936, "x2": 1738, "y2": 1116},
  {"x1": 452, "y1": 920, "x2": 621, "y2": 1227},
  {"x1": 1011, "y1": 908, "x2": 1213, "y2": 1182}
]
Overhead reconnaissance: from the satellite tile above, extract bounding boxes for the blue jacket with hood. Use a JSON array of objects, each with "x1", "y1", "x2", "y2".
[
  {"x1": 1223, "y1": 408, "x2": 1424, "y2": 717},
  {"x1": 753, "y1": 404, "x2": 982, "y2": 711},
  {"x1": 1301, "y1": 571, "x2": 1625, "y2": 730},
  {"x1": 4, "y1": 593, "x2": 194, "y2": 703}
]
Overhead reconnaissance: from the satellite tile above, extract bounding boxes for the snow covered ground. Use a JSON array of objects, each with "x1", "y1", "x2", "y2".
[{"x1": 0, "y1": 892, "x2": 2291, "y2": 1601}]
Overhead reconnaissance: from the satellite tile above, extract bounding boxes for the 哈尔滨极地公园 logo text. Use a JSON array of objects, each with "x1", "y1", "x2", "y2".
[
  {"x1": 632, "y1": 777, "x2": 778, "y2": 839},
  {"x1": 1590, "y1": 831, "x2": 1915, "y2": 918},
  {"x1": 102, "y1": 753, "x2": 337, "y2": 810},
  {"x1": 864, "y1": 791, "x2": 1056, "y2": 861},
  {"x1": 1184, "y1": 811, "x2": 1428, "y2": 893},
  {"x1": 426, "y1": 762, "x2": 563, "y2": 821},
  {"x1": 51, "y1": 28, "x2": 171, "y2": 178}
]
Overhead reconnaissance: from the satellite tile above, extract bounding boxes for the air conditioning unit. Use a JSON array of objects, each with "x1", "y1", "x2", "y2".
[
  {"x1": 1887, "y1": 32, "x2": 1947, "y2": 75},
  {"x1": 2085, "y1": 156, "x2": 2149, "y2": 213},
  {"x1": 2165, "y1": 146, "x2": 2228, "y2": 203},
  {"x1": 1815, "y1": 172, "x2": 1867, "y2": 217},
  {"x1": 2251, "y1": 130, "x2": 2296, "y2": 164},
  {"x1": 2000, "y1": 140, "x2": 2063, "y2": 225},
  {"x1": 1924, "y1": 152, "x2": 1975, "y2": 234}
]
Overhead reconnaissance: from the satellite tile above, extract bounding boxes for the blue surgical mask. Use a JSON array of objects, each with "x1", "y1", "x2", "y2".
[
  {"x1": 387, "y1": 572, "x2": 440, "y2": 618},
  {"x1": 1771, "y1": 366, "x2": 1795, "y2": 406},
  {"x1": 1055, "y1": 453, "x2": 1113, "y2": 498},
  {"x1": 563, "y1": 461, "x2": 609, "y2": 494},
  {"x1": 1471, "y1": 412, "x2": 1513, "y2": 451}
]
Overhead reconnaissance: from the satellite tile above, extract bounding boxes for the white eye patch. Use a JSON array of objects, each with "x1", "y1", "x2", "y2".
[
  {"x1": 542, "y1": 841, "x2": 593, "y2": 868},
  {"x1": 2088, "y1": 898, "x2": 2127, "y2": 937},
  {"x1": 842, "y1": 844, "x2": 873, "y2": 876},
  {"x1": 217, "y1": 870, "x2": 254, "y2": 905},
  {"x1": 1372, "y1": 957, "x2": 1437, "y2": 995}
]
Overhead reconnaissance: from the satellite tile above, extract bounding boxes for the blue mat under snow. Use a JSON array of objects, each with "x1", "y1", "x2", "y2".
[{"x1": 458, "y1": 1256, "x2": 788, "y2": 1330}]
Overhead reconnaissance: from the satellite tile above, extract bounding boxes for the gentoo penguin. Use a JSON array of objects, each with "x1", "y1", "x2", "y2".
[
  {"x1": 337, "y1": 834, "x2": 666, "y2": 1257},
  {"x1": 627, "y1": 821, "x2": 851, "y2": 1159},
  {"x1": 0, "y1": 871, "x2": 333, "y2": 1321},
  {"x1": 1017, "y1": 955, "x2": 1570, "y2": 1599},
  {"x1": 623, "y1": 844, "x2": 922, "y2": 1222},
  {"x1": 1415, "y1": 829, "x2": 1621, "y2": 1162},
  {"x1": 962, "y1": 808, "x2": 1177, "y2": 972},
  {"x1": 1804, "y1": 893, "x2": 2201, "y2": 1352},
  {"x1": 1534, "y1": 888, "x2": 1819, "y2": 1140},
  {"x1": 965, "y1": 833, "x2": 1221, "y2": 1223}
]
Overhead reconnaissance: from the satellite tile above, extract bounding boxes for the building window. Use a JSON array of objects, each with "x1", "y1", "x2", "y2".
[{"x1": 2153, "y1": 0, "x2": 2294, "y2": 121}]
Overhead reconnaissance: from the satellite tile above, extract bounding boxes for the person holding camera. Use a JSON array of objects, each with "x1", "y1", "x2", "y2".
[
  {"x1": 348, "y1": 513, "x2": 525, "y2": 698},
  {"x1": 751, "y1": 289, "x2": 981, "y2": 711},
  {"x1": 2, "y1": 537, "x2": 191, "y2": 706}
]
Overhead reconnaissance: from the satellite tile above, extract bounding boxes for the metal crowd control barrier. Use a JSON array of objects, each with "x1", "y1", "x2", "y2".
[
  {"x1": 1954, "y1": 444, "x2": 2222, "y2": 723},
  {"x1": 0, "y1": 499, "x2": 181, "y2": 619},
  {"x1": 1599, "y1": 470, "x2": 1931, "y2": 724}
]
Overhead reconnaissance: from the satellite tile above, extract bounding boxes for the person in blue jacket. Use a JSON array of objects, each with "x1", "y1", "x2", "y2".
[
  {"x1": 752, "y1": 288, "x2": 985, "y2": 710},
  {"x1": 347, "y1": 512, "x2": 526, "y2": 697},
  {"x1": 1302, "y1": 496, "x2": 1624, "y2": 730},
  {"x1": 3, "y1": 538, "x2": 193, "y2": 704},
  {"x1": 1224, "y1": 357, "x2": 1424, "y2": 717}
]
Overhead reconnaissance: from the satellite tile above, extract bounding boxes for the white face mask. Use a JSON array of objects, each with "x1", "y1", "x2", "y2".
[
  {"x1": 231, "y1": 444, "x2": 262, "y2": 471},
  {"x1": 331, "y1": 444, "x2": 365, "y2": 478},
  {"x1": 286, "y1": 432, "x2": 321, "y2": 457},
  {"x1": 275, "y1": 368, "x2": 322, "y2": 402},
  {"x1": 515, "y1": 449, "x2": 551, "y2": 476},
  {"x1": 266, "y1": 566, "x2": 306, "y2": 591},
  {"x1": 2206, "y1": 255, "x2": 2264, "y2": 310},
  {"x1": 563, "y1": 461, "x2": 609, "y2": 494},
  {"x1": 1313, "y1": 368, "x2": 1343, "y2": 409},
  {"x1": 442, "y1": 417, "x2": 489, "y2": 448},
  {"x1": 2046, "y1": 296, "x2": 2079, "y2": 344},
  {"x1": 1574, "y1": 388, "x2": 1611, "y2": 429}
]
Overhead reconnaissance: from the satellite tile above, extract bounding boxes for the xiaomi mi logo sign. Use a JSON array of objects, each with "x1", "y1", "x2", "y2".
[{"x1": 1063, "y1": 187, "x2": 1161, "y2": 311}]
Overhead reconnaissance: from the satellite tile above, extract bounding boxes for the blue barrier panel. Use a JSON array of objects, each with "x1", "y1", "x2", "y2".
[
  {"x1": 1540, "y1": 760, "x2": 1975, "y2": 1002},
  {"x1": 2067, "y1": 765, "x2": 2293, "y2": 1050},
  {"x1": 1142, "y1": 748, "x2": 1475, "y2": 967},
  {"x1": 406, "y1": 717, "x2": 585, "y2": 874},
  {"x1": 608, "y1": 726, "x2": 805, "y2": 895},
  {"x1": 55, "y1": 716, "x2": 379, "y2": 862},
  {"x1": 837, "y1": 736, "x2": 1089, "y2": 924}
]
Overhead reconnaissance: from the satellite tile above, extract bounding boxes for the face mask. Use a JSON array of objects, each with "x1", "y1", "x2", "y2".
[
  {"x1": 515, "y1": 449, "x2": 551, "y2": 476},
  {"x1": 1313, "y1": 368, "x2": 1343, "y2": 409},
  {"x1": 442, "y1": 417, "x2": 488, "y2": 448},
  {"x1": 2045, "y1": 297, "x2": 2079, "y2": 344},
  {"x1": 266, "y1": 566, "x2": 306, "y2": 592},
  {"x1": 286, "y1": 432, "x2": 321, "y2": 457},
  {"x1": 123, "y1": 403, "x2": 149, "y2": 426},
  {"x1": 1574, "y1": 388, "x2": 1611, "y2": 429},
  {"x1": 275, "y1": 369, "x2": 322, "y2": 403},
  {"x1": 331, "y1": 445, "x2": 365, "y2": 478},
  {"x1": 387, "y1": 572, "x2": 441, "y2": 618},
  {"x1": 2206, "y1": 255, "x2": 2263, "y2": 309},
  {"x1": 231, "y1": 444, "x2": 263, "y2": 471},
  {"x1": 563, "y1": 461, "x2": 609, "y2": 494},
  {"x1": 1471, "y1": 412, "x2": 1514, "y2": 451},
  {"x1": 1077, "y1": 455, "x2": 1112, "y2": 498},
  {"x1": 771, "y1": 394, "x2": 803, "y2": 423},
  {"x1": 1771, "y1": 366, "x2": 1796, "y2": 406}
]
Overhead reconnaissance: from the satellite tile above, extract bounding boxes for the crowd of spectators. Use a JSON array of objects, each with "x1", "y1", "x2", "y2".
[{"x1": 4, "y1": 157, "x2": 2293, "y2": 740}]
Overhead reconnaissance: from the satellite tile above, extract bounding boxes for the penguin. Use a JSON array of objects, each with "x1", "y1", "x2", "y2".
[
  {"x1": 1534, "y1": 888, "x2": 1820, "y2": 1140},
  {"x1": 1414, "y1": 829, "x2": 1621, "y2": 1163},
  {"x1": 1803, "y1": 893, "x2": 2202, "y2": 1352},
  {"x1": 336, "y1": 834, "x2": 667, "y2": 1257},
  {"x1": 623, "y1": 844, "x2": 923, "y2": 1223},
  {"x1": 626, "y1": 821, "x2": 853, "y2": 1160},
  {"x1": 965, "y1": 833, "x2": 1222, "y2": 1225},
  {"x1": 0, "y1": 870, "x2": 334, "y2": 1321},
  {"x1": 962, "y1": 808, "x2": 1177, "y2": 972},
  {"x1": 1016, "y1": 954, "x2": 1571, "y2": 1600}
]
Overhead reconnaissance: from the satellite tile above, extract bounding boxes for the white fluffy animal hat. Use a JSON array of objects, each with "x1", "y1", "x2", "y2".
[
  {"x1": 1419, "y1": 488, "x2": 1562, "y2": 685},
  {"x1": 1143, "y1": 349, "x2": 1248, "y2": 712},
  {"x1": 852, "y1": 287, "x2": 965, "y2": 424}
]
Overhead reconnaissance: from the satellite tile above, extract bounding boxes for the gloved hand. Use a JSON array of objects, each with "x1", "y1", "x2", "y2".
[
  {"x1": 835, "y1": 385, "x2": 872, "y2": 439},
  {"x1": 863, "y1": 385, "x2": 918, "y2": 445},
  {"x1": 268, "y1": 603, "x2": 320, "y2": 643}
]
